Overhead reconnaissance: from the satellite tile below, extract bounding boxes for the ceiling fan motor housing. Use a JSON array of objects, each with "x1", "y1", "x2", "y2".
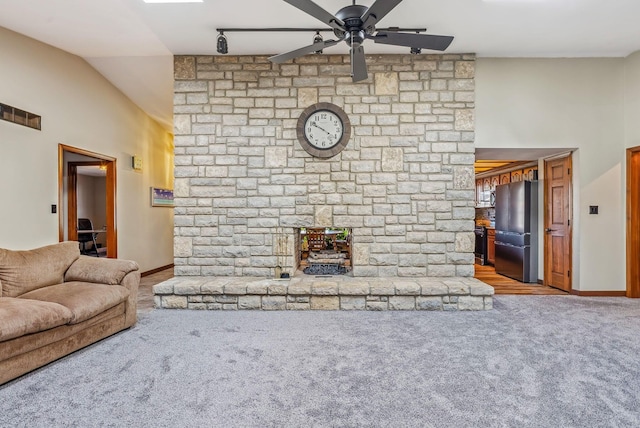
[
  {"x1": 269, "y1": 0, "x2": 454, "y2": 83},
  {"x1": 334, "y1": 4, "x2": 371, "y2": 42}
]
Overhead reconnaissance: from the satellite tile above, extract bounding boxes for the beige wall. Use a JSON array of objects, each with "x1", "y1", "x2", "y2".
[
  {"x1": 476, "y1": 58, "x2": 627, "y2": 292},
  {"x1": 625, "y1": 51, "x2": 640, "y2": 149},
  {"x1": 0, "y1": 27, "x2": 174, "y2": 273}
]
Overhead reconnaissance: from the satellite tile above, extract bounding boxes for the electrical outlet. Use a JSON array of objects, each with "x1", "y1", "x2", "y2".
[
  {"x1": 51, "y1": 204, "x2": 57, "y2": 214},
  {"x1": 589, "y1": 205, "x2": 598, "y2": 215}
]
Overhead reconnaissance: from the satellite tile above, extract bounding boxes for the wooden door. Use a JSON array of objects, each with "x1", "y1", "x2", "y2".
[
  {"x1": 544, "y1": 155, "x2": 572, "y2": 292},
  {"x1": 59, "y1": 145, "x2": 117, "y2": 258},
  {"x1": 487, "y1": 229, "x2": 496, "y2": 265},
  {"x1": 627, "y1": 147, "x2": 640, "y2": 297}
]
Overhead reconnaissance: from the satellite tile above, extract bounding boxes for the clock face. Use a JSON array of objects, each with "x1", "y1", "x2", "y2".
[
  {"x1": 304, "y1": 110, "x2": 343, "y2": 149},
  {"x1": 296, "y1": 102, "x2": 351, "y2": 159}
]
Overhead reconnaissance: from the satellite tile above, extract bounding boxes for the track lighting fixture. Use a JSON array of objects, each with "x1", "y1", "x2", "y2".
[
  {"x1": 216, "y1": 31, "x2": 228, "y2": 54},
  {"x1": 212, "y1": 26, "x2": 438, "y2": 65},
  {"x1": 313, "y1": 31, "x2": 324, "y2": 54},
  {"x1": 410, "y1": 31, "x2": 421, "y2": 54}
]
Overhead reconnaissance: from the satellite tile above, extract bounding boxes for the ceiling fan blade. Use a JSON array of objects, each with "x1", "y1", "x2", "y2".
[
  {"x1": 268, "y1": 39, "x2": 341, "y2": 64},
  {"x1": 373, "y1": 32, "x2": 454, "y2": 51},
  {"x1": 361, "y1": 0, "x2": 403, "y2": 29},
  {"x1": 282, "y1": 0, "x2": 345, "y2": 31},
  {"x1": 350, "y1": 46, "x2": 368, "y2": 82}
]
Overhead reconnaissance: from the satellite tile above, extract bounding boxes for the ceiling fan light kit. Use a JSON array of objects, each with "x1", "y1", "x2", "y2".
[{"x1": 215, "y1": 0, "x2": 454, "y2": 82}]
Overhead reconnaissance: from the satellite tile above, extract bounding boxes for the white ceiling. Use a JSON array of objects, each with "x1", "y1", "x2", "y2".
[{"x1": 1, "y1": 0, "x2": 640, "y2": 135}]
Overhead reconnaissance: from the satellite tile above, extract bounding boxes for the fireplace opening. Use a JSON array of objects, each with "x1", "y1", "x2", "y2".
[{"x1": 298, "y1": 227, "x2": 352, "y2": 276}]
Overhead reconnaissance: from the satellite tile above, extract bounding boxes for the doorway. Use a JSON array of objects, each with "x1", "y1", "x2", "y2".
[
  {"x1": 627, "y1": 146, "x2": 640, "y2": 298},
  {"x1": 543, "y1": 154, "x2": 573, "y2": 292},
  {"x1": 58, "y1": 144, "x2": 117, "y2": 258}
]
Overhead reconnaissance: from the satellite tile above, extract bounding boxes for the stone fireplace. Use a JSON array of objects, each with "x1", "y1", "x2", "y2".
[{"x1": 171, "y1": 53, "x2": 477, "y2": 280}]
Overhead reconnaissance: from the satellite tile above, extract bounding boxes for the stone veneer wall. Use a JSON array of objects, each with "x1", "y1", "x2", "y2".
[{"x1": 173, "y1": 54, "x2": 476, "y2": 277}]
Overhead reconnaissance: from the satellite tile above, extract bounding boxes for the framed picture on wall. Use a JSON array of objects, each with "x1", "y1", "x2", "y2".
[{"x1": 151, "y1": 187, "x2": 174, "y2": 207}]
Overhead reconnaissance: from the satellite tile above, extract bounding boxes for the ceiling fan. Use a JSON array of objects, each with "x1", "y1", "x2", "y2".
[{"x1": 268, "y1": 0, "x2": 454, "y2": 82}]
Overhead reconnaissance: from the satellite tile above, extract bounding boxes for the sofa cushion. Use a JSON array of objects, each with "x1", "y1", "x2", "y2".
[
  {"x1": 0, "y1": 298, "x2": 74, "y2": 342},
  {"x1": 0, "y1": 242, "x2": 80, "y2": 297},
  {"x1": 18, "y1": 282, "x2": 130, "y2": 324},
  {"x1": 65, "y1": 256, "x2": 139, "y2": 285}
]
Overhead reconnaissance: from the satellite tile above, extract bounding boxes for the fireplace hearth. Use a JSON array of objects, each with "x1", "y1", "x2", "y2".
[
  {"x1": 303, "y1": 250, "x2": 349, "y2": 275},
  {"x1": 303, "y1": 263, "x2": 347, "y2": 276}
]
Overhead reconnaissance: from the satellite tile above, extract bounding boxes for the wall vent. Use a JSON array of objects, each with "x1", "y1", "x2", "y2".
[{"x1": 0, "y1": 102, "x2": 41, "y2": 130}]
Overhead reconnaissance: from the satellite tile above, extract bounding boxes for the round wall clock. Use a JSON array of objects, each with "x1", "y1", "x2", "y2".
[{"x1": 296, "y1": 102, "x2": 351, "y2": 158}]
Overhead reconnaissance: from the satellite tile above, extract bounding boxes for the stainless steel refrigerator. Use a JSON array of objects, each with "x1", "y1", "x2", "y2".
[{"x1": 494, "y1": 181, "x2": 539, "y2": 283}]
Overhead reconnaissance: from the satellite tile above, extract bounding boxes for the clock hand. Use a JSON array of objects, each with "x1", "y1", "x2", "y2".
[{"x1": 311, "y1": 121, "x2": 332, "y2": 136}]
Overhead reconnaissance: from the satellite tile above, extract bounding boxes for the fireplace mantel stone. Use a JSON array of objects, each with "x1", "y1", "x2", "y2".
[
  {"x1": 154, "y1": 276, "x2": 493, "y2": 311},
  {"x1": 172, "y1": 53, "x2": 476, "y2": 278}
]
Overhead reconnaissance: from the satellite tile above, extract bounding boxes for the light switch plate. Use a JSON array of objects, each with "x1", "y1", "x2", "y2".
[{"x1": 132, "y1": 155, "x2": 143, "y2": 171}]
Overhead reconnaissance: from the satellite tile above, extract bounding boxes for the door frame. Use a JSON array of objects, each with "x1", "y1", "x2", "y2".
[
  {"x1": 543, "y1": 153, "x2": 573, "y2": 292},
  {"x1": 627, "y1": 146, "x2": 640, "y2": 298},
  {"x1": 58, "y1": 144, "x2": 117, "y2": 258}
]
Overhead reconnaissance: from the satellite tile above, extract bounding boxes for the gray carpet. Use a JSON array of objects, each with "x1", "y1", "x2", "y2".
[{"x1": 1, "y1": 295, "x2": 640, "y2": 428}]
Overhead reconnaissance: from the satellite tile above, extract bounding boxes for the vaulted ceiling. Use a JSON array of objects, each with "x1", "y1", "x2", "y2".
[{"x1": 1, "y1": 0, "x2": 639, "y2": 133}]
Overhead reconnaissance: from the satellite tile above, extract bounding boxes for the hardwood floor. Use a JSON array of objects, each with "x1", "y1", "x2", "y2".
[
  {"x1": 474, "y1": 264, "x2": 568, "y2": 295},
  {"x1": 138, "y1": 267, "x2": 174, "y2": 314}
]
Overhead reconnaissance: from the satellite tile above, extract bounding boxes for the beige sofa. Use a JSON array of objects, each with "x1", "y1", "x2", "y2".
[{"x1": 0, "y1": 242, "x2": 140, "y2": 385}]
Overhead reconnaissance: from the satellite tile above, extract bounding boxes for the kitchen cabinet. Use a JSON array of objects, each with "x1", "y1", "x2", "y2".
[
  {"x1": 483, "y1": 178, "x2": 491, "y2": 193},
  {"x1": 476, "y1": 178, "x2": 491, "y2": 207},
  {"x1": 487, "y1": 228, "x2": 496, "y2": 265},
  {"x1": 523, "y1": 167, "x2": 537, "y2": 181},
  {"x1": 483, "y1": 178, "x2": 491, "y2": 205},
  {"x1": 491, "y1": 176, "x2": 499, "y2": 190},
  {"x1": 475, "y1": 166, "x2": 538, "y2": 207}
]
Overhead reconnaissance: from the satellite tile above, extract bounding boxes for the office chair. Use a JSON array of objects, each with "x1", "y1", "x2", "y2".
[{"x1": 77, "y1": 218, "x2": 99, "y2": 256}]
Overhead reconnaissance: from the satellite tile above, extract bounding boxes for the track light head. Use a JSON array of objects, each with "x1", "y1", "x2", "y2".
[
  {"x1": 313, "y1": 31, "x2": 323, "y2": 54},
  {"x1": 410, "y1": 30, "x2": 422, "y2": 54},
  {"x1": 217, "y1": 31, "x2": 228, "y2": 54}
]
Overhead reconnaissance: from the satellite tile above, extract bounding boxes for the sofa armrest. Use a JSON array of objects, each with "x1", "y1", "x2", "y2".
[
  {"x1": 65, "y1": 256, "x2": 139, "y2": 285},
  {"x1": 119, "y1": 270, "x2": 141, "y2": 327},
  {"x1": 65, "y1": 256, "x2": 140, "y2": 327}
]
